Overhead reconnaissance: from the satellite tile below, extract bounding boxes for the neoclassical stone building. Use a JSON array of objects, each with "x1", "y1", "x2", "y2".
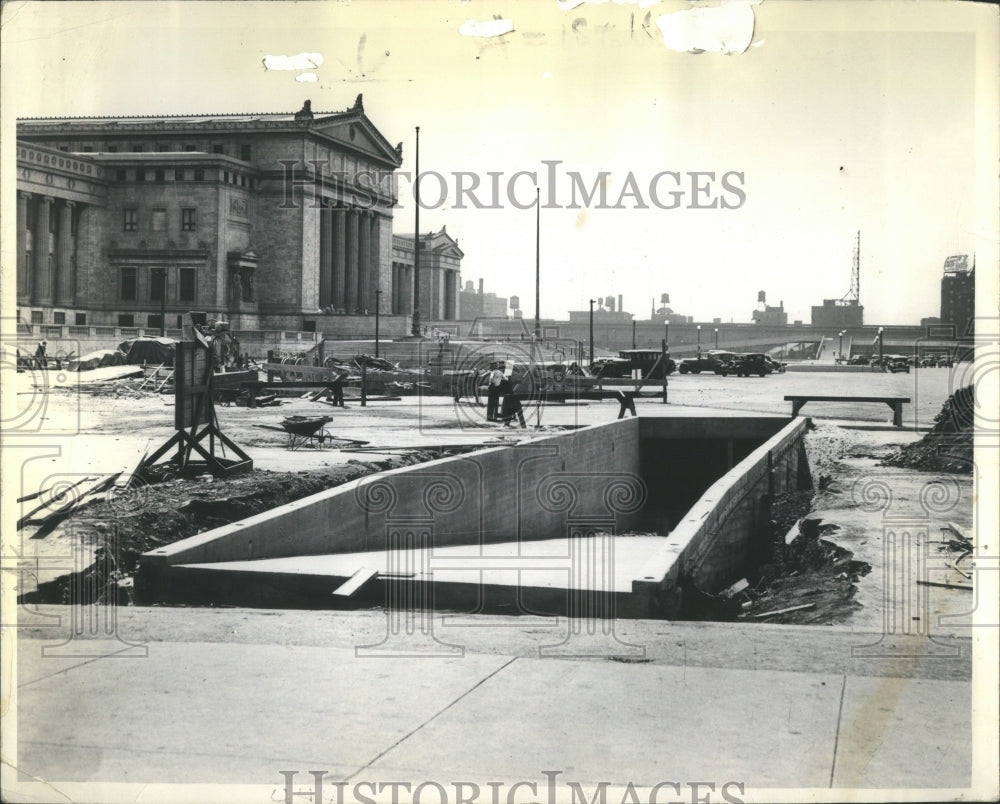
[{"x1": 15, "y1": 97, "x2": 463, "y2": 334}]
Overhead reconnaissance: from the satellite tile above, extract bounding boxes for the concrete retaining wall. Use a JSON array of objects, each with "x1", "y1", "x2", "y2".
[
  {"x1": 633, "y1": 417, "x2": 810, "y2": 617},
  {"x1": 138, "y1": 419, "x2": 646, "y2": 599}
]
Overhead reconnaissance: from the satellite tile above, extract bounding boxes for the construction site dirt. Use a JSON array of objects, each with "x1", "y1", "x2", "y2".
[{"x1": 12, "y1": 363, "x2": 974, "y2": 634}]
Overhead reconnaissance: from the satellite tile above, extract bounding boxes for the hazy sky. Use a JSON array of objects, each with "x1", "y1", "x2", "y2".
[{"x1": 2, "y1": 0, "x2": 993, "y2": 324}]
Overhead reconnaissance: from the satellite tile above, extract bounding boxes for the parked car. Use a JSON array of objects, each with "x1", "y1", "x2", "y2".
[
  {"x1": 617, "y1": 349, "x2": 676, "y2": 378},
  {"x1": 884, "y1": 355, "x2": 911, "y2": 373},
  {"x1": 589, "y1": 357, "x2": 631, "y2": 378},
  {"x1": 722, "y1": 353, "x2": 769, "y2": 377},
  {"x1": 677, "y1": 350, "x2": 737, "y2": 375},
  {"x1": 762, "y1": 354, "x2": 786, "y2": 373},
  {"x1": 848, "y1": 355, "x2": 870, "y2": 365}
]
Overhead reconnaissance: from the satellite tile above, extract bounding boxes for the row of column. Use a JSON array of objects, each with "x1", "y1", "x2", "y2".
[
  {"x1": 17, "y1": 192, "x2": 81, "y2": 307},
  {"x1": 318, "y1": 205, "x2": 380, "y2": 313},
  {"x1": 389, "y1": 264, "x2": 462, "y2": 320}
]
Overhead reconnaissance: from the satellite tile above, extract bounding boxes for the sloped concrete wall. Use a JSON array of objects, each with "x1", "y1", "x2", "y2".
[
  {"x1": 140, "y1": 418, "x2": 645, "y2": 571},
  {"x1": 632, "y1": 417, "x2": 811, "y2": 617}
]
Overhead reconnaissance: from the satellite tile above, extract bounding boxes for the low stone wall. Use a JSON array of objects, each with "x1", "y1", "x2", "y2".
[{"x1": 632, "y1": 417, "x2": 811, "y2": 617}]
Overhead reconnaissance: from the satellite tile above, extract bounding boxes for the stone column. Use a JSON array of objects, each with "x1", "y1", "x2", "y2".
[
  {"x1": 345, "y1": 208, "x2": 359, "y2": 313},
  {"x1": 319, "y1": 205, "x2": 333, "y2": 307},
  {"x1": 32, "y1": 196, "x2": 53, "y2": 305},
  {"x1": 358, "y1": 210, "x2": 371, "y2": 312},
  {"x1": 55, "y1": 201, "x2": 76, "y2": 306},
  {"x1": 370, "y1": 214, "x2": 383, "y2": 314},
  {"x1": 333, "y1": 208, "x2": 347, "y2": 310},
  {"x1": 17, "y1": 192, "x2": 30, "y2": 302}
]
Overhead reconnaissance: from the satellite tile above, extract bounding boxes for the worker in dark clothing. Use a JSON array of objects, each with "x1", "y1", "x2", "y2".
[
  {"x1": 486, "y1": 362, "x2": 503, "y2": 421},
  {"x1": 35, "y1": 340, "x2": 47, "y2": 369},
  {"x1": 328, "y1": 370, "x2": 346, "y2": 407},
  {"x1": 499, "y1": 375, "x2": 526, "y2": 428}
]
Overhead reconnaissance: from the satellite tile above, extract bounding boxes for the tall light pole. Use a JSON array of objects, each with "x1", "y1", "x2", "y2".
[
  {"x1": 696, "y1": 324, "x2": 701, "y2": 358},
  {"x1": 534, "y1": 186, "x2": 540, "y2": 342},
  {"x1": 838, "y1": 330, "x2": 845, "y2": 364},
  {"x1": 411, "y1": 125, "x2": 421, "y2": 337},
  {"x1": 589, "y1": 299, "x2": 596, "y2": 364},
  {"x1": 664, "y1": 321, "x2": 669, "y2": 351},
  {"x1": 878, "y1": 326, "x2": 884, "y2": 369},
  {"x1": 714, "y1": 327, "x2": 719, "y2": 349},
  {"x1": 374, "y1": 289, "x2": 382, "y2": 358},
  {"x1": 632, "y1": 319, "x2": 636, "y2": 349}
]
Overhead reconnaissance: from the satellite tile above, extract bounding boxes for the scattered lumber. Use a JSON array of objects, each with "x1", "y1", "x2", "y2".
[
  {"x1": 916, "y1": 579, "x2": 973, "y2": 591},
  {"x1": 751, "y1": 603, "x2": 816, "y2": 618}
]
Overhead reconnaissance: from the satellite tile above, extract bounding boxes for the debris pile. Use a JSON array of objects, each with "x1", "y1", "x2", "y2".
[{"x1": 883, "y1": 385, "x2": 973, "y2": 473}]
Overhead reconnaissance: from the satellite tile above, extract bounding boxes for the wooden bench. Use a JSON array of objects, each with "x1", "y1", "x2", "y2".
[{"x1": 784, "y1": 395, "x2": 911, "y2": 427}]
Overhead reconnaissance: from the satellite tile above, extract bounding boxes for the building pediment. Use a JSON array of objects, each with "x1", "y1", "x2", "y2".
[{"x1": 310, "y1": 103, "x2": 402, "y2": 168}]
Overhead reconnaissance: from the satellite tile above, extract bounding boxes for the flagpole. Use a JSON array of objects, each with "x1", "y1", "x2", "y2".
[
  {"x1": 534, "y1": 186, "x2": 540, "y2": 342},
  {"x1": 411, "y1": 126, "x2": 421, "y2": 337}
]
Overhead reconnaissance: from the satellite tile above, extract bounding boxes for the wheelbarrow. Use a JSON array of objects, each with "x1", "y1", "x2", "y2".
[{"x1": 281, "y1": 415, "x2": 334, "y2": 450}]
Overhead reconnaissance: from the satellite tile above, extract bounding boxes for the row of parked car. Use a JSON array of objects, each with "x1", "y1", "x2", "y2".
[
  {"x1": 846, "y1": 354, "x2": 953, "y2": 370},
  {"x1": 589, "y1": 349, "x2": 786, "y2": 379},
  {"x1": 675, "y1": 350, "x2": 785, "y2": 377}
]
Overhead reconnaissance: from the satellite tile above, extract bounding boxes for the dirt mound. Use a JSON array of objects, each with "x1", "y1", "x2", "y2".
[
  {"x1": 883, "y1": 385, "x2": 973, "y2": 473},
  {"x1": 19, "y1": 453, "x2": 436, "y2": 606}
]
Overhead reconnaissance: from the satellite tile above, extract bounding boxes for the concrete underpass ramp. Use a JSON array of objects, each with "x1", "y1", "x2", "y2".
[
  {"x1": 172, "y1": 534, "x2": 670, "y2": 616},
  {"x1": 137, "y1": 414, "x2": 809, "y2": 615}
]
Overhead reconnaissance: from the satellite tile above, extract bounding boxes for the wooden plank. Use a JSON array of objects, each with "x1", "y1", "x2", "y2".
[
  {"x1": 751, "y1": 603, "x2": 816, "y2": 618},
  {"x1": 783, "y1": 395, "x2": 910, "y2": 403},
  {"x1": 332, "y1": 567, "x2": 379, "y2": 597},
  {"x1": 916, "y1": 579, "x2": 973, "y2": 591}
]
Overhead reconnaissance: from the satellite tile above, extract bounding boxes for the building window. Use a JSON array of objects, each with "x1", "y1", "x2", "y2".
[
  {"x1": 303, "y1": 320, "x2": 316, "y2": 332},
  {"x1": 76, "y1": 313, "x2": 87, "y2": 326},
  {"x1": 82, "y1": 146, "x2": 93, "y2": 153},
  {"x1": 59, "y1": 146, "x2": 69, "y2": 152},
  {"x1": 213, "y1": 144, "x2": 224, "y2": 154},
  {"x1": 240, "y1": 143, "x2": 252, "y2": 161},
  {"x1": 120, "y1": 267, "x2": 137, "y2": 301},
  {"x1": 154, "y1": 169, "x2": 165, "y2": 182},
  {"x1": 31, "y1": 310, "x2": 43, "y2": 324},
  {"x1": 148, "y1": 314, "x2": 164, "y2": 330},
  {"x1": 179, "y1": 268, "x2": 196, "y2": 302},
  {"x1": 123, "y1": 209, "x2": 138, "y2": 231},
  {"x1": 108, "y1": 145, "x2": 118, "y2": 153},
  {"x1": 193, "y1": 168, "x2": 204, "y2": 181},
  {"x1": 118, "y1": 313, "x2": 135, "y2": 327},
  {"x1": 157, "y1": 144, "x2": 169, "y2": 152},
  {"x1": 132, "y1": 145, "x2": 143, "y2": 152},
  {"x1": 185, "y1": 144, "x2": 196, "y2": 152},
  {"x1": 150, "y1": 268, "x2": 166, "y2": 302},
  {"x1": 176, "y1": 315, "x2": 184, "y2": 328},
  {"x1": 136, "y1": 170, "x2": 146, "y2": 183},
  {"x1": 54, "y1": 312, "x2": 66, "y2": 324},
  {"x1": 181, "y1": 208, "x2": 196, "y2": 231},
  {"x1": 151, "y1": 209, "x2": 167, "y2": 231},
  {"x1": 116, "y1": 169, "x2": 126, "y2": 182}
]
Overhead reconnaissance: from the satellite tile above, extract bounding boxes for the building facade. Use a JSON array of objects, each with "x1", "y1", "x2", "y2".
[
  {"x1": 390, "y1": 228, "x2": 463, "y2": 322},
  {"x1": 940, "y1": 255, "x2": 975, "y2": 336},
  {"x1": 811, "y1": 299, "x2": 864, "y2": 328},
  {"x1": 459, "y1": 279, "x2": 508, "y2": 319},
  {"x1": 15, "y1": 98, "x2": 410, "y2": 332}
]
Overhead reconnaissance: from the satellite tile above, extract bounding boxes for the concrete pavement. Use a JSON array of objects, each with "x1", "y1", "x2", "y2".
[{"x1": 8, "y1": 606, "x2": 973, "y2": 800}]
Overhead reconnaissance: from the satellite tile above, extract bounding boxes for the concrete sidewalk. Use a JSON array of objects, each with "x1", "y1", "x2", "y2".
[{"x1": 8, "y1": 607, "x2": 973, "y2": 798}]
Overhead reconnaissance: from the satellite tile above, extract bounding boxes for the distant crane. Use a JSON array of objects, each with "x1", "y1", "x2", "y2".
[{"x1": 840, "y1": 230, "x2": 861, "y2": 304}]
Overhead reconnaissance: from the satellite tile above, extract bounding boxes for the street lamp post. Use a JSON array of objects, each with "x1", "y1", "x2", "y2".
[
  {"x1": 664, "y1": 321, "x2": 669, "y2": 351},
  {"x1": 589, "y1": 299, "x2": 596, "y2": 364},
  {"x1": 632, "y1": 319, "x2": 636, "y2": 349},
  {"x1": 714, "y1": 327, "x2": 719, "y2": 349},
  {"x1": 411, "y1": 126, "x2": 421, "y2": 337},
  {"x1": 878, "y1": 327, "x2": 884, "y2": 369},
  {"x1": 838, "y1": 330, "x2": 845, "y2": 364},
  {"x1": 696, "y1": 325, "x2": 701, "y2": 358},
  {"x1": 374, "y1": 289, "x2": 382, "y2": 358}
]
